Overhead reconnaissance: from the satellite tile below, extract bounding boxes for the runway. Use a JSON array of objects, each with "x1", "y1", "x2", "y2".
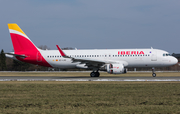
[{"x1": 0, "y1": 76, "x2": 180, "y2": 81}]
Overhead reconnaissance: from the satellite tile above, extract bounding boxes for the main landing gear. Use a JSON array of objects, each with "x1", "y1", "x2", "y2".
[
  {"x1": 90, "y1": 71, "x2": 100, "y2": 77},
  {"x1": 152, "y1": 67, "x2": 156, "y2": 77}
]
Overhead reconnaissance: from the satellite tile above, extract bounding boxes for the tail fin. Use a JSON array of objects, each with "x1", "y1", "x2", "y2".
[
  {"x1": 8, "y1": 23, "x2": 38, "y2": 53},
  {"x1": 7, "y1": 23, "x2": 52, "y2": 67}
]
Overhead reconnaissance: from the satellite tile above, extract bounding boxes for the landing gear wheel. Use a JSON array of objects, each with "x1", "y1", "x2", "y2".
[
  {"x1": 95, "y1": 72, "x2": 100, "y2": 77},
  {"x1": 90, "y1": 72, "x2": 100, "y2": 77},
  {"x1": 90, "y1": 72, "x2": 96, "y2": 77},
  {"x1": 152, "y1": 73, "x2": 156, "y2": 77}
]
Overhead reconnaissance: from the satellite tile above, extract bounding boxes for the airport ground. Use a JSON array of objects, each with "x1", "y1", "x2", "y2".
[
  {"x1": 0, "y1": 71, "x2": 180, "y2": 76},
  {"x1": 0, "y1": 72, "x2": 180, "y2": 113}
]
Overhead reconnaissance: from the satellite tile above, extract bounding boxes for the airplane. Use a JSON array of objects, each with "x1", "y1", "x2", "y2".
[{"x1": 5, "y1": 23, "x2": 178, "y2": 77}]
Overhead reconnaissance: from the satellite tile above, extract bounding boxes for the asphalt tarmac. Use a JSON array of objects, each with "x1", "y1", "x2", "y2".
[{"x1": 0, "y1": 76, "x2": 180, "y2": 81}]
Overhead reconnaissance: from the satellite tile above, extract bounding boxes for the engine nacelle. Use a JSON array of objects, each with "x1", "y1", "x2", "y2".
[{"x1": 106, "y1": 64, "x2": 127, "y2": 74}]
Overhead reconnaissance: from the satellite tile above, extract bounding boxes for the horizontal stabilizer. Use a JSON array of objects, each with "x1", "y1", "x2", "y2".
[{"x1": 5, "y1": 53, "x2": 27, "y2": 58}]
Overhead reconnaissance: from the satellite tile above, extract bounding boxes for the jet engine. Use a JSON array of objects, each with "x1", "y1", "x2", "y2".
[{"x1": 106, "y1": 64, "x2": 127, "y2": 74}]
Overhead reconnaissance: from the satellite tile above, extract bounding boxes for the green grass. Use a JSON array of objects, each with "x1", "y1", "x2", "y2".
[
  {"x1": 0, "y1": 71, "x2": 180, "y2": 76},
  {"x1": 0, "y1": 82, "x2": 180, "y2": 113}
]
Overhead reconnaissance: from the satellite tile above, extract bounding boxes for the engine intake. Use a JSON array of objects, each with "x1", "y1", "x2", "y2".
[{"x1": 107, "y1": 64, "x2": 127, "y2": 74}]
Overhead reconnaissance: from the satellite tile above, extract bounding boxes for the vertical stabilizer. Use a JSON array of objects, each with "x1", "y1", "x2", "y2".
[
  {"x1": 7, "y1": 23, "x2": 52, "y2": 67},
  {"x1": 8, "y1": 23, "x2": 38, "y2": 53}
]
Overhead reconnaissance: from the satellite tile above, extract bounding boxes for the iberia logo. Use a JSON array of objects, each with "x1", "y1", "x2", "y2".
[{"x1": 118, "y1": 51, "x2": 144, "y2": 55}]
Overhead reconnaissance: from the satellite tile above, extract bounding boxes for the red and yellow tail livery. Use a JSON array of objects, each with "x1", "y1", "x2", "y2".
[{"x1": 7, "y1": 23, "x2": 51, "y2": 67}]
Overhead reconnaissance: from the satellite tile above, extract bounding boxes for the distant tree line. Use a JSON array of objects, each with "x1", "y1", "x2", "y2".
[{"x1": 0, "y1": 49, "x2": 6, "y2": 70}]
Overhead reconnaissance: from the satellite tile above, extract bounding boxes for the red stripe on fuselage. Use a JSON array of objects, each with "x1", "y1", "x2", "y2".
[{"x1": 10, "y1": 33, "x2": 52, "y2": 67}]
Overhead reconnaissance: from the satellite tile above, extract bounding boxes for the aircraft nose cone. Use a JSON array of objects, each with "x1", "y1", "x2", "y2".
[{"x1": 172, "y1": 57, "x2": 178, "y2": 65}]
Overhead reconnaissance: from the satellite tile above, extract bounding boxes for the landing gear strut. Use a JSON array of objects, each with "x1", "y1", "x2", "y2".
[
  {"x1": 90, "y1": 71, "x2": 100, "y2": 77},
  {"x1": 152, "y1": 67, "x2": 156, "y2": 77}
]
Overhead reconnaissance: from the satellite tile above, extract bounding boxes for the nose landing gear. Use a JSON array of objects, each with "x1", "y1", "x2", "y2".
[{"x1": 152, "y1": 67, "x2": 156, "y2": 77}]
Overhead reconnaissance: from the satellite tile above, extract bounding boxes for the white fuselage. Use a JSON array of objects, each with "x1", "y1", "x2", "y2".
[{"x1": 39, "y1": 48, "x2": 177, "y2": 69}]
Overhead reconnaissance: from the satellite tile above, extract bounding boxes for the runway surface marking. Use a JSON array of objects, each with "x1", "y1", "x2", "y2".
[{"x1": 0, "y1": 76, "x2": 180, "y2": 81}]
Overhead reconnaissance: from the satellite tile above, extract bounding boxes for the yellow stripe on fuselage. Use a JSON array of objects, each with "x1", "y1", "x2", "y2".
[{"x1": 8, "y1": 23, "x2": 26, "y2": 36}]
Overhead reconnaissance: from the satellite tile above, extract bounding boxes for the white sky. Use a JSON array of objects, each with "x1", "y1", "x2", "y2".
[{"x1": 0, "y1": 0, "x2": 180, "y2": 53}]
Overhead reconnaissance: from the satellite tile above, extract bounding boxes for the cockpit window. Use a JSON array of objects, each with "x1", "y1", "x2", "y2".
[{"x1": 163, "y1": 53, "x2": 171, "y2": 56}]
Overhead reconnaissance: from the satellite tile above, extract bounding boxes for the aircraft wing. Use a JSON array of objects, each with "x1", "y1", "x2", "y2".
[
  {"x1": 56, "y1": 45, "x2": 106, "y2": 68},
  {"x1": 56, "y1": 45, "x2": 127, "y2": 69}
]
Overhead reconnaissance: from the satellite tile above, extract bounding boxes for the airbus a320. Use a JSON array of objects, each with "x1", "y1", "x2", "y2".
[{"x1": 5, "y1": 23, "x2": 178, "y2": 77}]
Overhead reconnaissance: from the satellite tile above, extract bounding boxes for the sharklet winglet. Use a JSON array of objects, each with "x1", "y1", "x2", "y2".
[{"x1": 56, "y1": 45, "x2": 71, "y2": 58}]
